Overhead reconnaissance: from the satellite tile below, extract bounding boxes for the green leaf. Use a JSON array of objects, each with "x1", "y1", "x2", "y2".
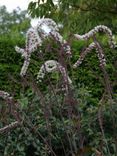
[{"x1": 18, "y1": 96, "x2": 28, "y2": 109}]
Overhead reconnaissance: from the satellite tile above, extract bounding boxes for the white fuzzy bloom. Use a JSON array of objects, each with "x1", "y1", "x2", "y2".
[
  {"x1": 0, "y1": 90, "x2": 20, "y2": 133},
  {"x1": 73, "y1": 42, "x2": 96, "y2": 68},
  {"x1": 0, "y1": 121, "x2": 19, "y2": 133},
  {"x1": 26, "y1": 27, "x2": 42, "y2": 54},
  {"x1": 0, "y1": 90, "x2": 13, "y2": 100},
  {"x1": 37, "y1": 18, "x2": 59, "y2": 32},
  {"x1": 74, "y1": 25, "x2": 116, "y2": 48},
  {"x1": 15, "y1": 46, "x2": 25, "y2": 55},
  {"x1": 73, "y1": 42, "x2": 106, "y2": 68},
  {"x1": 20, "y1": 56, "x2": 31, "y2": 76},
  {"x1": 37, "y1": 60, "x2": 72, "y2": 85},
  {"x1": 15, "y1": 46, "x2": 27, "y2": 58},
  {"x1": 94, "y1": 42, "x2": 106, "y2": 67}
]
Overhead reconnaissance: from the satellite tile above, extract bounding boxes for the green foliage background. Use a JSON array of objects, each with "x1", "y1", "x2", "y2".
[{"x1": 0, "y1": 1, "x2": 117, "y2": 155}]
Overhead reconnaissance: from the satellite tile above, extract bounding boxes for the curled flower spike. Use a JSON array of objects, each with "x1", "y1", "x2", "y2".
[
  {"x1": 0, "y1": 90, "x2": 20, "y2": 114},
  {"x1": 38, "y1": 18, "x2": 59, "y2": 32},
  {"x1": 0, "y1": 121, "x2": 19, "y2": 133},
  {"x1": 73, "y1": 42, "x2": 106, "y2": 68},
  {"x1": 73, "y1": 43, "x2": 96, "y2": 68},
  {"x1": 0, "y1": 90, "x2": 13, "y2": 100},
  {"x1": 15, "y1": 18, "x2": 71, "y2": 77},
  {"x1": 37, "y1": 60, "x2": 72, "y2": 91},
  {"x1": 15, "y1": 46, "x2": 26, "y2": 58},
  {"x1": 74, "y1": 25, "x2": 116, "y2": 48},
  {"x1": 95, "y1": 41, "x2": 106, "y2": 67}
]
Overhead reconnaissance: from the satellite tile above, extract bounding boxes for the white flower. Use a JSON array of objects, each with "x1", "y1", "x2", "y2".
[
  {"x1": 74, "y1": 25, "x2": 115, "y2": 48},
  {"x1": 73, "y1": 42, "x2": 106, "y2": 68},
  {"x1": 0, "y1": 90, "x2": 12, "y2": 100},
  {"x1": 37, "y1": 60, "x2": 72, "y2": 84}
]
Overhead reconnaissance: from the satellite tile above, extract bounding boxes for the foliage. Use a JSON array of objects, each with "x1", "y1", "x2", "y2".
[
  {"x1": 0, "y1": 84, "x2": 117, "y2": 155},
  {"x1": 1, "y1": 32, "x2": 117, "y2": 155},
  {"x1": 0, "y1": 5, "x2": 31, "y2": 93},
  {"x1": 0, "y1": 2, "x2": 117, "y2": 156},
  {"x1": 0, "y1": 35, "x2": 32, "y2": 96},
  {"x1": 28, "y1": 0, "x2": 117, "y2": 34}
]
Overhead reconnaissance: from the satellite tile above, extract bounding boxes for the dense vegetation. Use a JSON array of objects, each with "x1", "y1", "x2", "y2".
[{"x1": 0, "y1": 1, "x2": 117, "y2": 156}]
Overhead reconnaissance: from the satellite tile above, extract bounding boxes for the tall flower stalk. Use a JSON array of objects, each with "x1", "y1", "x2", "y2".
[
  {"x1": 37, "y1": 60, "x2": 72, "y2": 93},
  {"x1": 0, "y1": 91, "x2": 21, "y2": 133},
  {"x1": 74, "y1": 25, "x2": 116, "y2": 100},
  {"x1": 74, "y1": 25, "x2": 116, "y2": 48}
]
